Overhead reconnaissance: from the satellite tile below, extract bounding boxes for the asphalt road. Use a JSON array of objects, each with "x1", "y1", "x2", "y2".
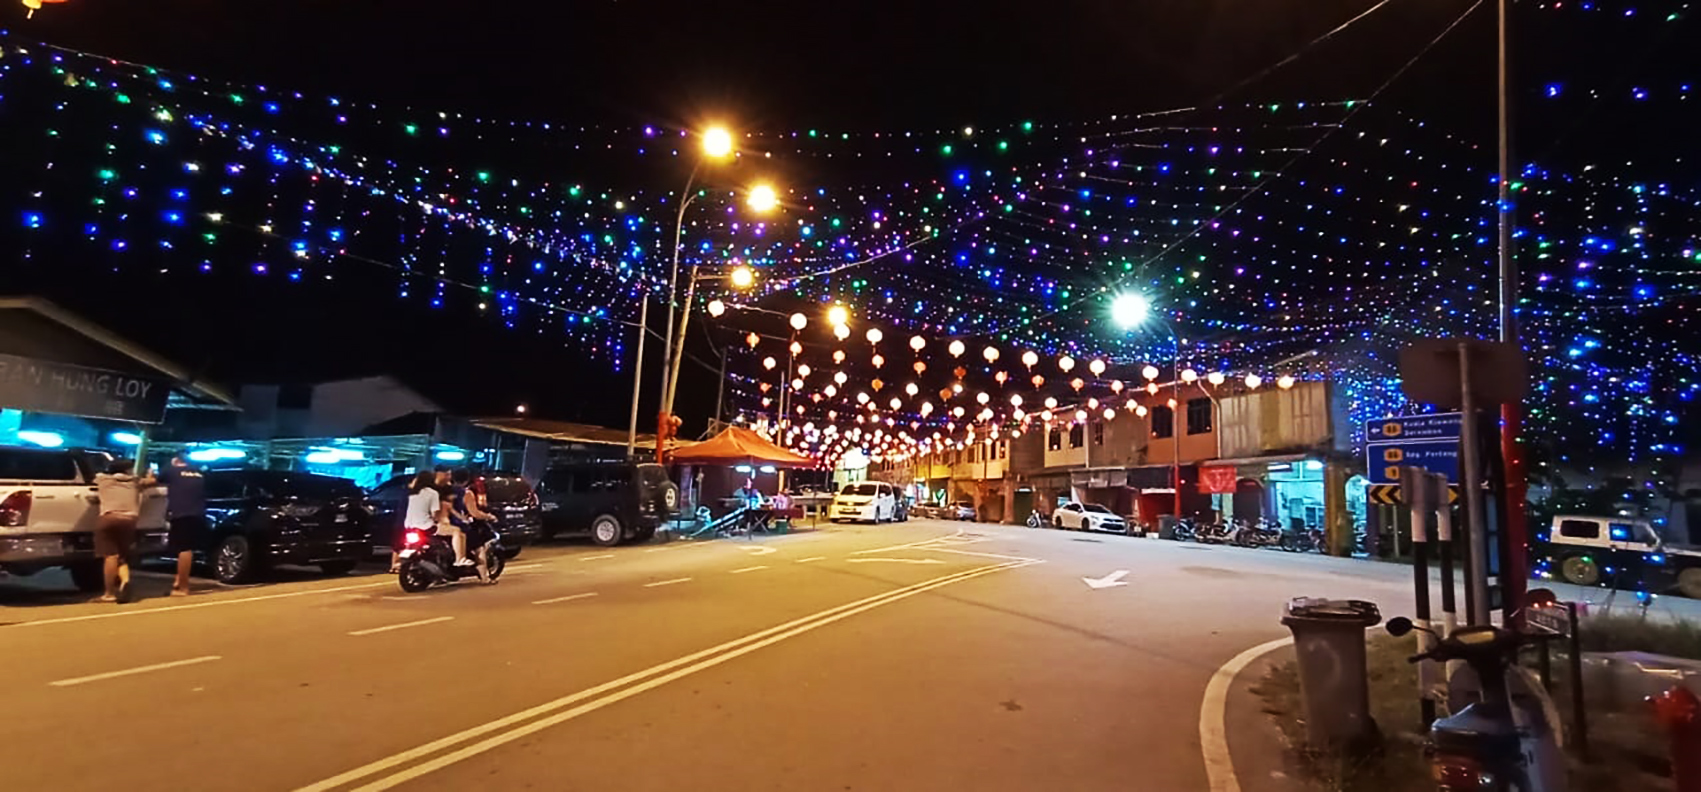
[{"x1": 2, "y1": 520, "x2": 1691, "y2": 791}]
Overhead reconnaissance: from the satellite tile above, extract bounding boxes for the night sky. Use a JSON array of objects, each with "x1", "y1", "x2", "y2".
[{"x1": 2, "y1": 0, "x2": 1694, "y2": 452}]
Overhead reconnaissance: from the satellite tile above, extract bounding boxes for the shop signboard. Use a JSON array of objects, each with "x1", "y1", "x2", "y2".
[
  {"x1": 0, "y1": 353, "x2": 170, "y2": 424},
  {"x1": 1199, "y1": 465, "x2": 1237, "y2": 494},
  {"x1": 1364, "y1": 413, "x2": 1461, "y2": 484}
]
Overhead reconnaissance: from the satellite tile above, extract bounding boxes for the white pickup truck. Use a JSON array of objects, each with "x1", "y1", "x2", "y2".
[{"x1": 0, "y1": 445, "x2": 167, "y2": 592}]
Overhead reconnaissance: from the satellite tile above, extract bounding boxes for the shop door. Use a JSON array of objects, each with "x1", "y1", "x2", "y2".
[{"x1": 1233, "y1": 479, "x2": 1265, "y2": 522}]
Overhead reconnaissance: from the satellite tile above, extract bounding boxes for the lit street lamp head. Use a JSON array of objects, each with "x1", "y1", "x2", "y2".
[
  {"x1": 827, "y1": 304, "x2": 850, "y2": 328},
  {"x1": 729, "y1": 265, "x2": 755, "y2": 289},
  {"x1": 702, "y1": 126, "x2": 735, "y2": 159},
  {"x1": 747, "y1": 183, "x2": 779, "y2": 213},
  {"x1": 1111, "y1": 293, "x2": 1151, "y2": 328}
]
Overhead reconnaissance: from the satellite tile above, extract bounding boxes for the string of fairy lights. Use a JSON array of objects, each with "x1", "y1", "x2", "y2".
[{"x1": 2, "y1": 0, "x2": 1695, "y2": 467}]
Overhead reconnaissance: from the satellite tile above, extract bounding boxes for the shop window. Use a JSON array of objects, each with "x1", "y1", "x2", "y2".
[
  {"x1": 1092, "y1": 422, "x2": 1105, "y2": 446},
  {"x1": 1151, "y1": 406, "x2": 1174, "y2": 439},
  {"x1": 1049, "y1": 427, "x2": 1063, "y2": 451},
  {"x1": 1069, "y1": 424, "x2": 1084, "y2": 448},
  {"x1": 1187, "y1": 398, "x2": 1213, "y2": 435}
]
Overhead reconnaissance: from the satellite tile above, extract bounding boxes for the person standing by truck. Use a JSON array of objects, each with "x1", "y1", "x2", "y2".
[
  {"x1": 93, "y1": 459, "x2": 153, "y2": 603},
  {"x1": 157, "y1": 453, "x2": 206, "y2": 597}
]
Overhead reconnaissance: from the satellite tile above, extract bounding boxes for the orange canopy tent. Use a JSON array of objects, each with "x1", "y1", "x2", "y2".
[{"x1": 669, "y1": 426, "x2": 814, "y2": 467}]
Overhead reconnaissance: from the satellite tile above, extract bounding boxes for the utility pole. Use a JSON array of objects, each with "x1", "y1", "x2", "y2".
[
  {"x1": 625, "y1": 289, "x2": 650, "y2": 460},
  {"x1": 1495, "y1": 0, "x2": 1530, "y2": 620}
]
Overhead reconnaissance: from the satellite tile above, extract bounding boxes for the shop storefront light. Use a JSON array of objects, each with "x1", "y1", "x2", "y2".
[
  {"x1": 734, "y1": 464, "x2": 754, "y2": 473},
  {"x1": 110, "y1": 431, "x2": 144, "y2": 446},
  {"x1": 17, "y1": 430, "x2": 64, "y2": 448},
  {"x1": 434, "y1": 449, "x2": 466, "y2": 462},
  {"x1": 187, "y1": 448, "x2": 246, "y2": 462}
]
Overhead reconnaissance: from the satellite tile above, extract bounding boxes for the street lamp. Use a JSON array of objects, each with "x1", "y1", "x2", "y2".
[{"x1": 1112, "y1": 292, "x2": 1186, "y2": 522}]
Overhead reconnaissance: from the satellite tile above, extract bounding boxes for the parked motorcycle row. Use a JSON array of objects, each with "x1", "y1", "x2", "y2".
[{"x1": 1169, "y1": 517, "x2": 1327, "y2": 553}]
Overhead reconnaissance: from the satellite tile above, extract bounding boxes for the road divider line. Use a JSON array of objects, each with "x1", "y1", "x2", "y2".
[
  {"x1": 643, "y1": 547, "x2": 673, "y2": 553},
  {"x1": 729, "y1": 566, "x2": 767, "y2": 574},
  {"x1": 642, "y1": 577, "x2": 692, "y2": 588},
  {"x1": 348, "y1": 616, "x2": 455, "y2": 637},
  {"x1": 505, "y1": 563, "x2": 544, "y2": 571},
  {"x1": 320, "y1": 559, "x2": 1036, "y2": 792},
  {"x1": 930, "y1": 547, "x2": 1043, "y2": 562},
  {"x1": 49, "y1": 655, "x2": 222, "y2": 688},
  {"x1": 531, "y1": 593, "x2": 598, "y2": 606},
  {"x1": 578, "y1": 554, "x2": 616, "y2": 562},
  {"x1": 9, "y1": 580, "x2": 397, "y2": 629},
  {"x1": 846, "y1": 557, "x2": 944, "y2": 565},
  {"x1": 293, "y1": 560, "x2": 1033, "y2": 792},
  {"x1": 795, "y1": 556, "x2": 826, "y2": 563},
  {"x1": 1200, "y1": 636, "x2": 1293, "y2": 792}
]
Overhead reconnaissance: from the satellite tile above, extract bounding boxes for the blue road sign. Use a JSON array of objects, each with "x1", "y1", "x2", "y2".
[{"x1": 1365, "y1": 413, "x2": 1462, "y2": 484}]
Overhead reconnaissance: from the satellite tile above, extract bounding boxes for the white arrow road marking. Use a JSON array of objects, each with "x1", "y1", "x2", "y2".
[
  {"x1": 740, "y1": 545, "x2": 776, "y2": 556},
  {"x1": 1081, "y1": 570, "x2": 1130, "y2": 589},
  {"x1": 846, "y1": 558, "x2": 945, "y2": 565}
]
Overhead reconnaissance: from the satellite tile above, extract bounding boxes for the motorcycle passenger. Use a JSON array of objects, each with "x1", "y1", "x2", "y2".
[{"x1": 405, "y1": 469, "x2": 472, "y2": 567}]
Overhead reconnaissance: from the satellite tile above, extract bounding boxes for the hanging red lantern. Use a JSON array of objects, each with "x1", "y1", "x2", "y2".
[
  {"x1": 913, "y1": 361, "x2": 927, "y2": 375},
  {"x1": 759, "y1": 383, "x2": 771, "y2": 393},
  {"x1": 746, "y1": 332, "x2": 760, "y2": 349},
  {"x1": 1070, "y1": 377, "x2": 1085, "y2": 392},
  {"x1": 1031, "y1": 374, "x2": 1045, "y2": 388},
  {"x1": 995, "y1": 370, "x2": 1008, "y2": 385},
  {"x1": 938, "y1": 388, "x2": 953, "y2": 401},
  {"x1": 871, "y1": 379, "x2": 884, "y2": 392},
  {"x1": 953, "y1": 366, "x2": 967, "y2": 380},
  {"x1": 22, "y1": 0, "x2": 68, "y2": 19}
]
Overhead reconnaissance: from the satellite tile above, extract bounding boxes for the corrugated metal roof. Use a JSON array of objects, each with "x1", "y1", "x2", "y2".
[{"x1": 0, "y1": 296, "x2": 235, "y2": 405}]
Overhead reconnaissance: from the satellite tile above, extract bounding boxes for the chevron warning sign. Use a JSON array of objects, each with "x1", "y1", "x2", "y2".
[{"x1": 1368, "y1": 484, "x2": 1460, "y2": 506}]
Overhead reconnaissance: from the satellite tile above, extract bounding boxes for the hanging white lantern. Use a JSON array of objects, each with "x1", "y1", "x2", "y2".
[
  {"x1": 905, "y1": 382, "x2": 919, "y2": 396},
  {"x1": 789, "y1": 313, "x2": 807, "y2": 331},
  {"x1": 983, "y1": 346, "x2": 1000, "y2": 363},
  {"x1": 1111, "y1": 380, "x2": 1125, "y2": 393},
  {"x1": 909, "y1": 335, "x2": 926, "y2": 352},
  {"x1": 824, "y1": 384, "x2": 838, "y2": 398},
  {"x1": 1207, "y1": 371, "x2": 1226, "y2": 386},
  {"x1": 1136, "y1": 405, "x2": 1148, "y2": 417},
  {"x1": 1245, "y1": 373, "x2": 1263, "y2": 389},
  {"x1": 866, "y1": 328, "x2": 884, "y2": 345},
  {"x1": 1058, "y1": 355, "x2": 1075, "y2": 372},
  {"x1": 1021, "y1": 350, "x2": 1039, "y2": 368},
  {"x1": 797, "y1": 364, "x2": 812, "y2": 378},
  {"x1": 1088, "y1": 359, "x2": 1106, "y2": 376},
  {"x1": 1146, "y1": 382, "x2": 1160, "y2": 395},
  {"x1": 1277, "y1": 374, "x2": 1296, "y2": 390},
  {"x1": 707, "y1": 299, "x2": 726, "y2": 317},
  {"x1": 1009, "y1": 394, "x2": 1024, "y2": 407},
  {"x1": 1142, "y1": 364, "x2": 1160, "y2": 381},
  {"x1": 792, "y1": 378, "x2": 804, "y2": 390},
  {"x1": 1167, "y1": 398, "x2": 1178, "y2": 409},
  {"x1": 834, "y1": 324, "x2": 851, "y2": 341},
  {"x1": 1043, "y1": 396, "x2": 1058, "y2": 410},
  {"x1": 976, "y1": 392, "x2": 990, "y2": 405},
  {"x1": 762, "y1": 357, "x2": 777, "y2": 370},
  {"x1": 948, "y1": 339, "x2": 966, "y2": 357},
  {"x1": 889, "y1": 397, "x2": 901, "y2": 410},
  {"x1": 1074, "y1": 409, "x2": 1088, "y2": 423},
  {"x1": 856, "y1": 392, "x2": 870, "y2": 405},
  {"x1": 1103, "y1": 408, "x2": 1116, "y2": 421},
  {"x1": 1087, "y1": 397, "x2": 1100, "y2": 409},
  {"x1": 1181, "y1": 369, "x2": 1198, "y2": 383}
]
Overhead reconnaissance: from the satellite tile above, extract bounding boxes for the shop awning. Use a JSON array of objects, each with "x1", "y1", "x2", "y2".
[{"x1": 669, "y1": 426, "x2": 814, "y2": 467}]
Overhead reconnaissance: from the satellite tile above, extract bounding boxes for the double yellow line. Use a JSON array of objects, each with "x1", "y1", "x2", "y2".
[{"x1": 296, "y1": 559, "x2": 1035, "y2": 792}]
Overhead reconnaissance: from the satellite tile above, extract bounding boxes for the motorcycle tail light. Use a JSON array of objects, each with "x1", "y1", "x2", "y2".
[
  {"x1": 0, "y1": 490, "x2": 32, "y2": 527},
  {"x1": 1432, "y1": 755, "x2": 1494, "y2": 790},
  {"x1": 404, "y1": 530, "x2": 426, "y2": 547}
]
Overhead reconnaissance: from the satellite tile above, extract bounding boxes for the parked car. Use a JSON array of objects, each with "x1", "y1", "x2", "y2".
[
  {"x1": 830, "y1": 481, "x2": 897, "y2": 523},
  {"x1": 950, "y1": 501, "x2": 978, "y2": 522},
  {"x1": 536, "y1": 461, "x2": 679, "y2": 546},
  {"x1": 200, "y1": 470, "x2": 371, "y2": 584},
  {"x1": 0, "y1": 446, "x2": 166, "y2": 591},
  {"x1": 368, "y1": 471, "x2": 540, "y2": 559},
  {"x1": 1053, "y1": 502, "x2": 1131, "y2": 534}
]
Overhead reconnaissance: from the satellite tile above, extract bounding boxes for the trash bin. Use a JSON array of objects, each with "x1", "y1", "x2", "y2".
[
  {"x1": 1280, "y1": 597, "x2": 1382, "y2": 752},
  {"x1": 1156, "y1": 515, "x2": 1179, "y2": 539}
]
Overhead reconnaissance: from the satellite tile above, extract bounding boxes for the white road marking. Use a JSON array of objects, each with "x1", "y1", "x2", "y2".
[
  {"x1": 1200, "y1": 637, "x2": 1293, "y2": 792},
  {"x1": 849, "y1": 529, "x2": 966, "y2": 556},
  {"x1": 504, "y1": 563, "x2": 544, "y2": 571},
  {"x1": 9, "y1": 580, "x2": 395, "y2": 629},
  {"x1": 643, "y1": 547, "x2": 674, "y2": 553},
  {"x1": 643, "y1": 577, "x2": 692, "y2": 588},
  {"x1": 740, "y1": 545, "x2": 776, "y2": 556},
  {"x1": 578, "y1": 554, "x2": 616, "y2": 562},
  {"x1": 531, "y1": 593, "x2": 598, "y2": 606},
  {"x1": 795, "y1": 556, "x2": 826, "y2": 563},
  {"x1": 1082, "y1": 570, "x2": 1131, "y2": 589},
  {"x1": 348, "y1": 616, "x2": 456, "y2": 637},
  {"x1": 846, "y1": 557, "x2": 944, "y2": 565},
  {"x1": 729, "y1": 566, "x2": 768, "y2": 574},
  {"x1": 931, "y1": 547, "x2": 1043, "y2": 563},
  {"x1": 296, "y1": 560, "x2": 1034, "y2": 792},
  {"x1": 380, "y1": 596, "x2": 428, "y2": 601},
  {"x1": 49, "y1": 655, "x2": 222, "y2": 688}
]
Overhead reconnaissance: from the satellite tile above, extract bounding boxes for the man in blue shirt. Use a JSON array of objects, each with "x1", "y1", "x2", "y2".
[{"x1": 158, "y1": 453, "x2": 207, "y2": 596}]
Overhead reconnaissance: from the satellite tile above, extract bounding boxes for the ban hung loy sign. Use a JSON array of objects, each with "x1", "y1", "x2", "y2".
[
  {"x1": 1364, "y1": 413, "x2": 1461, "y2": 485},
  {"x1": 0, "y1": 353, "x2": 171, "y2": 424}
]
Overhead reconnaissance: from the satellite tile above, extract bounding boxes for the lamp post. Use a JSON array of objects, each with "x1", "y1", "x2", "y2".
[
  {"x1": 656, "y1": 259, "x2": 760, "y2": 462},
  {"x1": 1113, "y1": 293, "x2": 1185, "y2": 520}
]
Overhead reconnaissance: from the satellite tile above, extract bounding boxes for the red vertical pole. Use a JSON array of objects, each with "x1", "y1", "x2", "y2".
[{"x1": 1651, "y1": 686, "x2": 1701, "y2": 792}]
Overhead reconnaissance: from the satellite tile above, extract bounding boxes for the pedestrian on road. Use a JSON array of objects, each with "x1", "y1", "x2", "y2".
[
  {"x1": 158, "y1": 453, "x2": 207, "y2": 596},
  {"x1": 93, "y1": 458, "x2": 153, "y2": 603}
]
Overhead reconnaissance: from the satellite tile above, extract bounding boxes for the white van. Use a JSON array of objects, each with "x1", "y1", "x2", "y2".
[{"x1": 830, "y1": 481, "x2": 897, "y2": 524}]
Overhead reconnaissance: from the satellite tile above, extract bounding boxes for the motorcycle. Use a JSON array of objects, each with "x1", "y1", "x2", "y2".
[
  {"x1": 1171, "y1": 517, "x2": 1197, "y2": 542},
  {"x1": 1026, "y1": 510, "x2": 1044, "y2": 529},
  {"x1": 397, "y1": 521, "x2": 507, "y2": 592},
  {"x1": 1386, "y1": 616, "x2": 1567, "y2": 792},
  {"x1": 1238, "y1": 519, "x2": 1284, "y2": 549}
]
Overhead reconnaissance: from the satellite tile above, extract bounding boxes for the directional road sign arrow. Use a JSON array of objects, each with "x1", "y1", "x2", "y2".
[{"x1": 1082, "y1": 570, "x2": 1130, "y2": 589}]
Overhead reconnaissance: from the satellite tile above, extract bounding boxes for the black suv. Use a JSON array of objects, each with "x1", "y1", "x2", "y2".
[
  {"x1": 367, "y1": 472, "x2": 540, "y2": 558},
  {"x1": 536, "y1": 462, "x2": 679, "y2": 546},
  {"x1": 201, "y1": 470, "x2": 372, "y2": 584}
]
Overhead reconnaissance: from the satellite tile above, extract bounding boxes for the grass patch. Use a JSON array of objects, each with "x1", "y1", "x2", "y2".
[
  {"x1": 1579, "y1": 611, "x2": 1701, "y2": 659},
  {"x1": 1253, "y1": 633, "x2": 1674, "y2": 792}
]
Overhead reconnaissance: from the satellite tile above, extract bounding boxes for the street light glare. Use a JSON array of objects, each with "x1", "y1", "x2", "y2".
[
  {"x1": 702, "y1": 126, "x2": 734, "y2": 159},
  {"x1": 827, "y1": 304, "x2": 850, "y2": 327},
  {"x1": 747, "y1": 183, "x2": 779, "y2": 213},
  {"x1": 729, "y1": 265, "x2": 755, "y2": 289},
  {"x1": 1111, "y1": 293, "x2": 1151, "y2": 328}
]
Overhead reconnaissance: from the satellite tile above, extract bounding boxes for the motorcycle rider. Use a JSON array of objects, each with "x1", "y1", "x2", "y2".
[{"x1": 449, "y1": 468, "x2": 498, "y2": 582}]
